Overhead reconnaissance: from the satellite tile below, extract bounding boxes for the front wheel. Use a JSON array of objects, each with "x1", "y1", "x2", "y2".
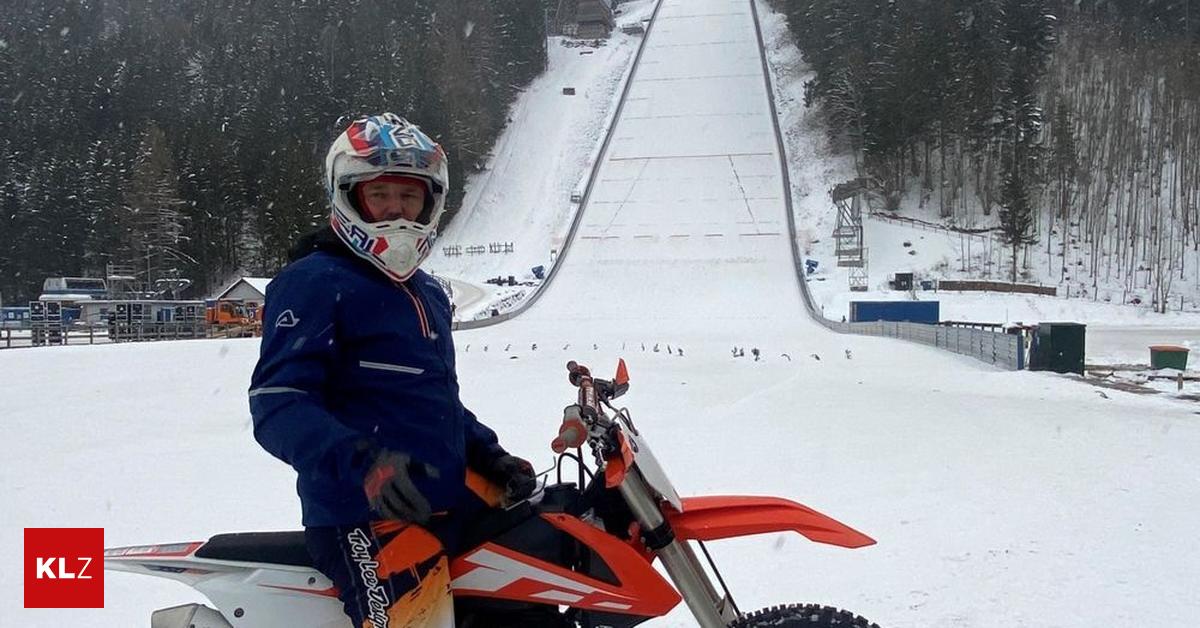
[{"x1": 729, "y1": 604, "x2": 881, "y2": 627}]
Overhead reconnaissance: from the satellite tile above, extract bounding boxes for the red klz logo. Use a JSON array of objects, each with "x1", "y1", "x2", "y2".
[{"x1": 24, "y1": 528, "x2": 104, "y2": 608}]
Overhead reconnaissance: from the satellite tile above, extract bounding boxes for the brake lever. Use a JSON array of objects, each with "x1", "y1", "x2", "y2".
[{"x1": 502, "y1": 463, "x2": 557, "y2": 511}]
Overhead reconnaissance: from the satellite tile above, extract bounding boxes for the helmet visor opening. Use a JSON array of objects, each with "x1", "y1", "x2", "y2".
[{"x1": 346, "y1": 174, "x2": 437, "y2": 226}]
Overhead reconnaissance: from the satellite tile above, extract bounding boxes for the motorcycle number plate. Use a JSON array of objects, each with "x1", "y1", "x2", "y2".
[{"x1": 626, "y1": 427, "x2": 683, "y2": 511}]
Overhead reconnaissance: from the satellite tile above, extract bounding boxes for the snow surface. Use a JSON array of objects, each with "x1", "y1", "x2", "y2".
[{"x1": 4, "y1": 1, "x2": 1200, "y2": 627}]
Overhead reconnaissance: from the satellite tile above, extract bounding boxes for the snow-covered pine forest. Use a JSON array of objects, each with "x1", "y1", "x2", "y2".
[
  {"x1": 0, "y1": 0, "x2": 547, "y2": 303},
  {"x1": 771, "y1": 0, "x2": 1200, "y2": 312}
]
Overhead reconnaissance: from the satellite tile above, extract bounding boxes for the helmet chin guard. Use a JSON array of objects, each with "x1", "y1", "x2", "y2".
[{"x1": 325, "y1": 114, "x2": 449, "y2": 282}]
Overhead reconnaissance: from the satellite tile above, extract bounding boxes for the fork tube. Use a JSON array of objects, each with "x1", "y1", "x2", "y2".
[{"x1": 617, "y1": 469, "x2": 728, "y2": 628}]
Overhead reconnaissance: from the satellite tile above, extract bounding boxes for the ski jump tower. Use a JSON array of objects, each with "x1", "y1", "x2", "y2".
[{"x1": 831, "y1": 179, "x2": 869, "y2": 292}]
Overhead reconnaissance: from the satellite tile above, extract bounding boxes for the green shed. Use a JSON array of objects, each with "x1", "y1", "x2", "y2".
[{"x1": 1029, "y1": 322, "x2": 1086, "y2": 375}]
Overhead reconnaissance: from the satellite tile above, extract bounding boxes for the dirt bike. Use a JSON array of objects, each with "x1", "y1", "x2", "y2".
[{"x1": 106, "y1": 360, "x2": 881, "y2": 628}]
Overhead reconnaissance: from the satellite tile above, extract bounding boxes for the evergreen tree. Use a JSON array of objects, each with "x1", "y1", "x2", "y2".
[
  {"x1": 998, "y1": 0, "x2": 1057, "y2": 172},
  {"x1": 1048, "y1": 101, "x2": 1078, "y2": 224},
  {"x1": 998, "y1": 156, "x2": 1038, "y2": 281},
  {"x1": 122, "y1": 124, "x2": 189, "y2": 291}
]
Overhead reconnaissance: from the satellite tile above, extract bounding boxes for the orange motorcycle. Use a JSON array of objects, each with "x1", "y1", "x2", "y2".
[{"x1": 107, "y1": 360, "x2": 880, "y2": 628}]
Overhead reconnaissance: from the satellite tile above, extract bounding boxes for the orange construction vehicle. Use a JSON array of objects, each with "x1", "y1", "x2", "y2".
[
  {"x1": 205, "y1": 299, "x2": 263, "y2": 338},
  {"x1": 205, "y1": 299, "x2": 260, "y2": 326}
]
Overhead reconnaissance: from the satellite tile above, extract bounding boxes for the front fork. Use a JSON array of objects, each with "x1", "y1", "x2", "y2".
[{"x1": 616, "y1": 467, "x2": 735, "y2": 628}]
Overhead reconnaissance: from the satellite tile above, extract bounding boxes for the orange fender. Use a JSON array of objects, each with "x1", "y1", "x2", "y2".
[{"x1": 665, "y1": 496, "x2": 875, "y2": 549}]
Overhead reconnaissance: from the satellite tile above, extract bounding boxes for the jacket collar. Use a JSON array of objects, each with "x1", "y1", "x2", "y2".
[{"x1": 288, "y1": 226, "x2": 426, "y2": 287}]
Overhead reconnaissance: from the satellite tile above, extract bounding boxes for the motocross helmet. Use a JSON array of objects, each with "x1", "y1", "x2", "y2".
[{"x1": 325, "y1": 113, "x2": 449, "y2": 282}]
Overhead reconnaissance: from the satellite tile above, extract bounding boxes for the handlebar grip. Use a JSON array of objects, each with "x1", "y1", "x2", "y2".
[
  {"x1": 551, "y1": 407, "x2": 589, "y2": 454},
  {"x1": 551, "y1": 419, "x2": 588, "y2": 454}
]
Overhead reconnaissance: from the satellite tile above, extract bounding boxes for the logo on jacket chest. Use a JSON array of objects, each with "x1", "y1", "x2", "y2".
[{"x1": 275, "y1": 310, "x2": 299, "y2": 328}]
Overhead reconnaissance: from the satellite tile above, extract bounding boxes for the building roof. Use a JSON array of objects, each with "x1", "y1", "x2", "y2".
[
  {"x1": 214, "y1": 277, "x2": 272, "y2": 300},
  {"x1": 37, "y1": 293, "x2": 99, "y2": 302},
  {"x1": 244, "y1": 277, "x2": 272, "y2": 295}
]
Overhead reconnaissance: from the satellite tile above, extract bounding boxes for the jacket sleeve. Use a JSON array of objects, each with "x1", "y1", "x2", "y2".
[
  {"x1": 248, "y1": 268, "x2": 373, "y2": 490},
  {"x1": 463, "y1": 404, "x2": 508, "y2": 470}
]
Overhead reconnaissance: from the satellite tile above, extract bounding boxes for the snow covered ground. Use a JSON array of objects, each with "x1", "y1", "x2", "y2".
[
  {"x1": 4, "y1": 310, "x2": 1198, "y2": 628},
  {"x1": 4, "y1": 1, "x2": 1200, "y2": 627},
  {"x1": 1086, "y1": 326, "x2": 1200, "y2": 365}
]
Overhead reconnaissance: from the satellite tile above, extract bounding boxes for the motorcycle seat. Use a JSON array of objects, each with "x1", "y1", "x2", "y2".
[
  {"x1": 191, "y1": 499, "x2": 547, "y2": 570},
  {"x1": 194, "y1": 531, "x2": 314, "y2": 568}
]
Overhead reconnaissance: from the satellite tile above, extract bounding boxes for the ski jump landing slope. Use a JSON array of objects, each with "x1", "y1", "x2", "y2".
[{"x1": 504, "y1": 0, "x2": 809, "y2": 342}]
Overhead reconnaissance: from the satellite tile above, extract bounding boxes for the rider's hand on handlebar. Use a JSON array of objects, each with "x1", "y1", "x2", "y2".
[
  {"x1": 362, "y1": 450, "x2": 435, "y2": 525},
  {"x1": 481, "y1": 454, "x2": 537, "y2": 506}
]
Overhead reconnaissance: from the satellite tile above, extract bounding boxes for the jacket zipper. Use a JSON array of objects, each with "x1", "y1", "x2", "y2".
[
  {"x1": 404, "y1": 279, "x2": 455, "y2": 403},
  {"x1": 398, "y1": 283, "x2": 431, "y2": 339}
]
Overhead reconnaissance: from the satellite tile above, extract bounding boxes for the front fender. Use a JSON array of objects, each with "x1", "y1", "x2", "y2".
[{"x1": 665, "y1": 496, "x2": 875, "y2": 549}]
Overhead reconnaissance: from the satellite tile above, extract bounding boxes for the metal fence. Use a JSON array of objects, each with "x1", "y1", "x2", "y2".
[
  {"x1": 2, "y1": 327, "x2": 107, "y2": 349},
  {"x1": 822, "y1": 320, "x2": 1025, "y2": 369},
  {"x1": 937, "y1": 280, "x2": 1057, "y2": 296},
  {"x1": 1, "y1": 320, "x2": 259, "y2": 349}
]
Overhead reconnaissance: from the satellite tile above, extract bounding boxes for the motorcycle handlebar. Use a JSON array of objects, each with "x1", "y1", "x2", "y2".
[
  {"x1": 566, "y1": 361, "x2": 600, "y2": 414},
  {"x1": 554, "y1": 360, "x2": 629, "y2": 454}
]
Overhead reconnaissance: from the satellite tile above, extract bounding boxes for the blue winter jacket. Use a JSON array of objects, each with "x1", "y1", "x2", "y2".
[{"x1": 249, "y1": 230, "x2": 505, "y2": 526}]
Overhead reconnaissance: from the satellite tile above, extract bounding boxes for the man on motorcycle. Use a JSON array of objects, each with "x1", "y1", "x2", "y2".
[{"x1": 249, "y1": 113, "x2": 536, "y2": 628}]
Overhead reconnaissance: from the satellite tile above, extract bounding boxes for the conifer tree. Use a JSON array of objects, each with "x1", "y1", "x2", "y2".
[
  {"x1": 998, "y1": 156, "x2": 1038, "y2": 282},
  {"x1": 122, "y1": 124, "x2": 189, "y2": 291}
]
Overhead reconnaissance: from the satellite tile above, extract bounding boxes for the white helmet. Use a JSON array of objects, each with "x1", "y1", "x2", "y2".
[{"x1": 325, "y1": 113, "x2": 449, "y2": 282}]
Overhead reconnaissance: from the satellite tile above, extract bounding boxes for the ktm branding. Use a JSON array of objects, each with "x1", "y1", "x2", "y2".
[{"x1": 24, "y1": 528, "x2": 104, "y2": 608}]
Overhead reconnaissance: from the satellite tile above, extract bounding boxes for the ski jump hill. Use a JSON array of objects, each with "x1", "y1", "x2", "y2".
[{"x1": 457, "y1": 0, "x2": 815, "y2": 347}]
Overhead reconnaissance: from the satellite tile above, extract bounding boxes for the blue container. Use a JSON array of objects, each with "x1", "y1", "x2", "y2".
[{"x1": 849, "y1": 301, "x2": 940, "y2": 324}]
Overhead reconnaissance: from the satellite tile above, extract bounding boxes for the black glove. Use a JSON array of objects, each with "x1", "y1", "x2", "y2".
[
  {"x1": 481, "y1": 454, "x2": 537, "y2": 505},
  {"x1": 362, "y1": 450, "x2": 436, "y2": 524}
]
